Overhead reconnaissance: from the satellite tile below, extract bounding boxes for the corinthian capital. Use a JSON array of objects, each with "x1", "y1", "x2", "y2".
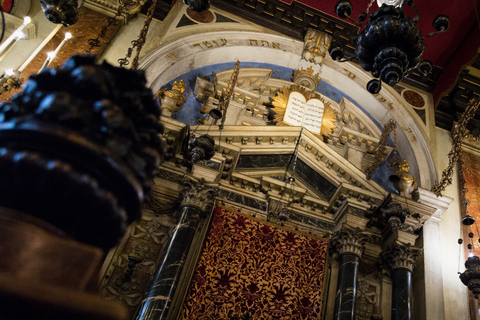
[
  {"x1": 381, "y1": 243, "x2": 421, "y2": 272},
  {"x1": 179, "y1": 178, "x2": 218, "y2": 214},
  {"x1": 330, "y1": 227, "x2": 370, "y2": 257}
]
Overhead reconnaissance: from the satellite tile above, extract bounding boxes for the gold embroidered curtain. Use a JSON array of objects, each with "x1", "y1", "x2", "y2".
[{"x1": 179, "y1": 206, "x2": 329, "y2": 320}]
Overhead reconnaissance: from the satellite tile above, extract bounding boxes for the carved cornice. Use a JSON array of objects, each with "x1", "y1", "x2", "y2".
[
  {"x1": 330, "y1": 227, "x2": 370, "y2": 257},
  {"x1": 381, "y1": 243, "x2": 421, "y2": 272},
  {"x1": 205, "y1": 0, "x2": 441, "y2": 92},
  {"x1": 180, "y1": 178, "x2": 219, "y2": 214},
  {"x1": 85, "y1": 0, "x2": 144, "y2": 14}
]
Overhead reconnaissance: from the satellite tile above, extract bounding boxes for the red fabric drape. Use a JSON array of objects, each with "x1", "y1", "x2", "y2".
[{"x1": 180, "y1": 206, "x2": 329, "y2": 320}]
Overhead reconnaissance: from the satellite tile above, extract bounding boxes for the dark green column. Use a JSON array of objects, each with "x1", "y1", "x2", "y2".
[
  {"x1": 135, "y1": 179, "x2": 217, "y2": 320},
  {"x1": 330, "y1": 227, "x2": 369, "y2": 320},
  {"x1": 382, "y1": 244, "x2": 419, "y2": 320}
]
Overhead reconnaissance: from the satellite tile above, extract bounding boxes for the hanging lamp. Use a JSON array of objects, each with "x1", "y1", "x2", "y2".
[{"x1": 330, "y1": 0, "x2": 449, "y2": 94}]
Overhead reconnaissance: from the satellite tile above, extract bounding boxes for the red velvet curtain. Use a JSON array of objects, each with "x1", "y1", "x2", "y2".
[{"x1": 180, "y1": 206, "x2": 329, "y2": 320}]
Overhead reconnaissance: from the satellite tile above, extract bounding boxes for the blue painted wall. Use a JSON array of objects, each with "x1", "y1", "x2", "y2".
[{"x1": 159, "y1": 62, "x2": 399, "y2": 193}]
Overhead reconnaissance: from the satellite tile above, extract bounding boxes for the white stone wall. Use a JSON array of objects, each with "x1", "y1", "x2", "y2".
[
  {"x1": 436, "y1": 127, "x2": 470, "y2": 320},
  {"x1": 0, "y1": 10, "x2": 57, "y2": 75},
  {"x1": 99, "y1": 15, "x2": 162, "y2": 67}
]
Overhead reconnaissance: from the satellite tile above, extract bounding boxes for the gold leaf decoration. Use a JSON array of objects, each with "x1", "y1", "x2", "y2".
[{"x1": 271, "y1": 85, "x2": 337, "y2": 137}]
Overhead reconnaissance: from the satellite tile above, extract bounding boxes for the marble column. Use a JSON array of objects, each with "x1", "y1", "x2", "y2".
[
  {"x1": 330, "y1": 227, "x2": 369, "y2": 320},
  {"x1": 135, "y1": 179, "x2": 217, "y2": 320},
  {"x1": 382, "y1": 243, "x2": 420, "y2": 320}
]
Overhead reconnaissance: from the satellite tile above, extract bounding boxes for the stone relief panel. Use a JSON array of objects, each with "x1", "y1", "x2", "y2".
[
  {"x1": 356, "y1": 279, "x2": 379, "y2": 320},
  {"x1": 100, "y1": 215, "x2": 174, "y2": 317},
  {"x1": 85, "y1": 0, "x2": 144, "y2": 14}
]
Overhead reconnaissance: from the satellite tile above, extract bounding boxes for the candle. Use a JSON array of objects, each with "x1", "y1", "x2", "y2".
[
  {"x1": 18, "y1": 25, "x2": 62, "y2": 73},
  {"x1": 52, "y1": 32, "x2": 72, "y2": 58},
  {"x1": 38, "y1": 51, "x2": 56, "y2": 74},
  {"x1": 0, "y1": 16, "x2": 31, "y2": 56},
  {"x1": 37, "y1": 32, "x2": 73, "y2": 74}
]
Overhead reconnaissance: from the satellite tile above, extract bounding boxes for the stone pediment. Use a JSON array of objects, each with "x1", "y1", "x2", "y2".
[
  {"x1": 158, "y1": 61, "x2": 444, "y2": 239},
  {"x1": 159, "y1": 116, "x2": 446, "y2": 246},
  {"x1": 163, "y1": 119, "x2": 386, "y2": 209},
  {"x1": 194, "y1": 66, "x2": 393, "y2": 172}
]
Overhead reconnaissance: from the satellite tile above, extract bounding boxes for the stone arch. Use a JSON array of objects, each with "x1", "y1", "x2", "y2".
[{"x1": 139, "y1": 30, "x2": 437, "y2": 190}]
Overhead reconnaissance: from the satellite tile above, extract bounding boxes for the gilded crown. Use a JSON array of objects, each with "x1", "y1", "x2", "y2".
[{"x1": 293, "y1": 66, "x2": 321, "y2": 90}]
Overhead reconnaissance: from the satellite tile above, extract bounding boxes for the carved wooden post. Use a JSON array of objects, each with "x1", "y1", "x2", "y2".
[
  {"x1": 0, "y1": 55, "x2": 163, "y2": 319},
  {"x1": 330, "y1": 227, "x2": 369, "y2": 320},
  {"x1": 135, "y1": 178, "x2": 217, "y2": 320}
]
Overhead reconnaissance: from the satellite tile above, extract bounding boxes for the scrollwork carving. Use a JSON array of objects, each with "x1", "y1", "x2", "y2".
[
  {"x1": 330, "y1": 227, "x2": 370, "y2": 257},
  {"x1": 381, "y1": 243, "x2": 421, "y2": 272},
  {"x1": 180, "y1": 178, "x2": 218, "y2": 214},
  {"x1": 100, "y1": 218, "x2": 169, "y2": 316}
]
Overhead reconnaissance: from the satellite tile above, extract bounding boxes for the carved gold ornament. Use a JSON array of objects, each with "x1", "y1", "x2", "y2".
[
  {"x1": 172, "y1": 79, "x2": 186, "y2": 93},
  {"x1": 272, "y1": 85, "x2": 336, "y2": 137},
  {"x1": 433, "y1": 97, "x2": 480, "y2": 196},
  {"x1": 293, "y1": 66, "x2": 321, "y2": 90},
  {"x1": 157, "y1": 80, "x2": 187, "y2": 101}
]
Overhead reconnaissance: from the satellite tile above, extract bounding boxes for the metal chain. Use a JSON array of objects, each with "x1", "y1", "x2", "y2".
[
  {"x1": 219, "y1": 61, "x2": 240, "y2": 128},
  {"x1": 85, "y1": 0, "x2": 136, "y2": 54},
  {"x1": 433, "y1": 97, "x2": 480, "y2": 196},
  {"x1": 119, "y1": 0, "x2": 158, "y2": 69},
  {"x1": 365, "y1": 0, "x2": 376, "y2": 15},
  {"x1": 458, "y1": 152, "x2": 470, "y2": 214},
  {"x1": 387, "y1": 126, "x2": 400, "y2": 175},
  {"x1": 409, "y1": 0, "x2": 420, "y2": 25},
  {"x1": 291, "y1": 128, "x2": 303, "y2": 177},
  {"x1": 366, "y1": 119, "x2": 396, "y2": 180}
]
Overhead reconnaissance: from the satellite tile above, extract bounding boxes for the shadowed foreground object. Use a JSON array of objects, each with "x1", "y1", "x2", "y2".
[
  {"x1": 39, "y1": 0, "x2": 83, "y2": 27},
  {"x1": 0, "y1": 55, "x2": 163, "y2": 320},
  {"x1": 330, "y1": 0, "x2": 449, "y2": 94},
  {"x1": 0, "y1": 55, "x2": 164, "y2": 250}
]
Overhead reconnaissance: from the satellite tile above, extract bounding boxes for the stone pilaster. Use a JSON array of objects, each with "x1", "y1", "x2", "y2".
[
  {"x1": 135, "y1": 179, "x2": 217, "y2": 320},
  {"x1": 382, "y1": 243, "x2": 420, "y2": 320},
  {"x1": 331, "y1": 227, "x2": 370, "y2": 320}
]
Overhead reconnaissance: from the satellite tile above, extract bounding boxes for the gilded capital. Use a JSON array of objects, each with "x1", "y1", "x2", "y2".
[
  {"x1": 179, "y1": 178, "x2": 218, "y2": 214},
  {"x1": 381, "y1": 243, "x2": 421, "y2": 272},
  {"x1": 330, "y1": 227, "x2": 370, "y2": 257}
]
